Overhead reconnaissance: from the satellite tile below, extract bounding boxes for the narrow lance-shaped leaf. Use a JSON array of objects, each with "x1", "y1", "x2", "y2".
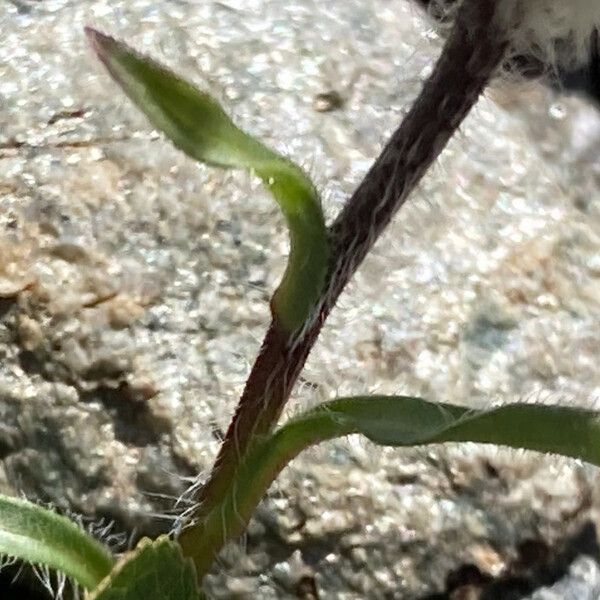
[
  {"x1": 181, "y1": 395, "x2": 600, "y2": 576},
  {"x1": 0, "y1": 494, "x2": 114, "y2": 590},
  {"x1": 85, "y1": 27, "x2": 329, "y2": 333},
  {"x1": 306, "y1": 396, "x2": 600, "y2": 462}
]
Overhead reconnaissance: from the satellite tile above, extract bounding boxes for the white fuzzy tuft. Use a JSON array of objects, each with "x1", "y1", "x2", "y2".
[
  {"x1": 498, "y1": 0, "x2": 600, "y2": 68},
  {"x1": 423, "y1": 0, "x2": 600, "y2": 69}
]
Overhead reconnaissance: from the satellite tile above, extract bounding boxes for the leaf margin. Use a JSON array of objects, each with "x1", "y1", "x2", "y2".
[{"x1": 0, "y1": 494, "x2": 114, "y2": 590}]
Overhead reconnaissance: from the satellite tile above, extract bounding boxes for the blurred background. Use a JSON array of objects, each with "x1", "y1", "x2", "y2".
[{"x1": 4, "y1": 1, "x2": 600, "y2": 597}]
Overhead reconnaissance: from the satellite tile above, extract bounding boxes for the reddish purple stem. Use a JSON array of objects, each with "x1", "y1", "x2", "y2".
[{"x1": 182, "y1": 0, "x2": 509, "y2": 553}]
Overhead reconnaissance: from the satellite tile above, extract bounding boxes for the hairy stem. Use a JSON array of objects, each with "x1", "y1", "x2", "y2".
[{"x1": 179, "y1": 0, "x2": 509, "y2": 566}]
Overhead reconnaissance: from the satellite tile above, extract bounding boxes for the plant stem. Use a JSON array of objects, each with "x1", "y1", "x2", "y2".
[
  {"x1": 179, "y1": 0, "x2": 509, "y2": 567},
  {"x1": 177, "y1": 393, "x2": 353, "y2": 575}
]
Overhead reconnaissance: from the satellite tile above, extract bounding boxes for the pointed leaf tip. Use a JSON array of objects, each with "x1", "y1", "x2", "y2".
[
  {"x1": 86, "y1": 29, "x2": 329, "y2": 333},
  {"x1": 84, "y1": 25, "x2": 103, "y2": 44},
  {"x1": 85, "y1": 27, "x2": 115, "y2": 63}
]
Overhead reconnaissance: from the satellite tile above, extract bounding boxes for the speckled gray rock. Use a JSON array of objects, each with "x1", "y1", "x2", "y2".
[{"x1": 3, "y1": 0, "x2": 600, "y2": 597}]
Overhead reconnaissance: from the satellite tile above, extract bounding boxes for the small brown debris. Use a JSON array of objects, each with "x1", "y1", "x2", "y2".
[{"x1": 312, "y1": 90, "x2": 344, "y2": 112}]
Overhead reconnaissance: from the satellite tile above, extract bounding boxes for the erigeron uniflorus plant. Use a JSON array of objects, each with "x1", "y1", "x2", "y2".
[{"x1": 3, "y1": 1, "x2": 600, "y2": 597}]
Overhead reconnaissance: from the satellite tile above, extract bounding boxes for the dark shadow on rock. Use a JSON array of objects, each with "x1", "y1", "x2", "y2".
[
  {"x1": 17, "y1": 349, "x2": 46, "y2": 378},
  {"x1": 421, "y1": 521, "x2": 600, "y2": 600},
  {"x1": 79, "y1": 382, "x2": 171, "y2": 447},
  {"x1": 0, "y1": 298, "x2": 16, "y2": 321}
]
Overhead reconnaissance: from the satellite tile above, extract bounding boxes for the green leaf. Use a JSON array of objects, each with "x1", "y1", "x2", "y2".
[
  {"x1": 89, "y1": 536, "x2": 202, "y2": 600},
  {"x1": 282, "y1": 396, "x2": 600, "y2": 464},
  {"x1": 85, "y1": 27, "x2": 329, "y2": 333},
  {"x1": 0, "y1": 494, "x2": 114, "y2": 590},
  {"x1": 180, "y1": 395, "x2": 600, "y2": 577}
]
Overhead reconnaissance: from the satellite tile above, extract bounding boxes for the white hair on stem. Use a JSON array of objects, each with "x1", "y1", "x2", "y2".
[
  {"x1": 425, "y1": 0, "x2": 600, "y2": 69},
  {"x1": 499, "y1": 0, "x2": 600, "y2": 68}
]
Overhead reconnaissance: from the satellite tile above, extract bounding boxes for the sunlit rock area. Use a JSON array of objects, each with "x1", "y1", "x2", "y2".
[{"x1": 3, "y1": 0, "x2": 600, "y2": 597}]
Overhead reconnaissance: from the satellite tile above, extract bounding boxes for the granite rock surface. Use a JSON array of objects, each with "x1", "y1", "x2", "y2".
[{"x1": 3, "y1": 0, "x2": 600, "y2": 597}]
